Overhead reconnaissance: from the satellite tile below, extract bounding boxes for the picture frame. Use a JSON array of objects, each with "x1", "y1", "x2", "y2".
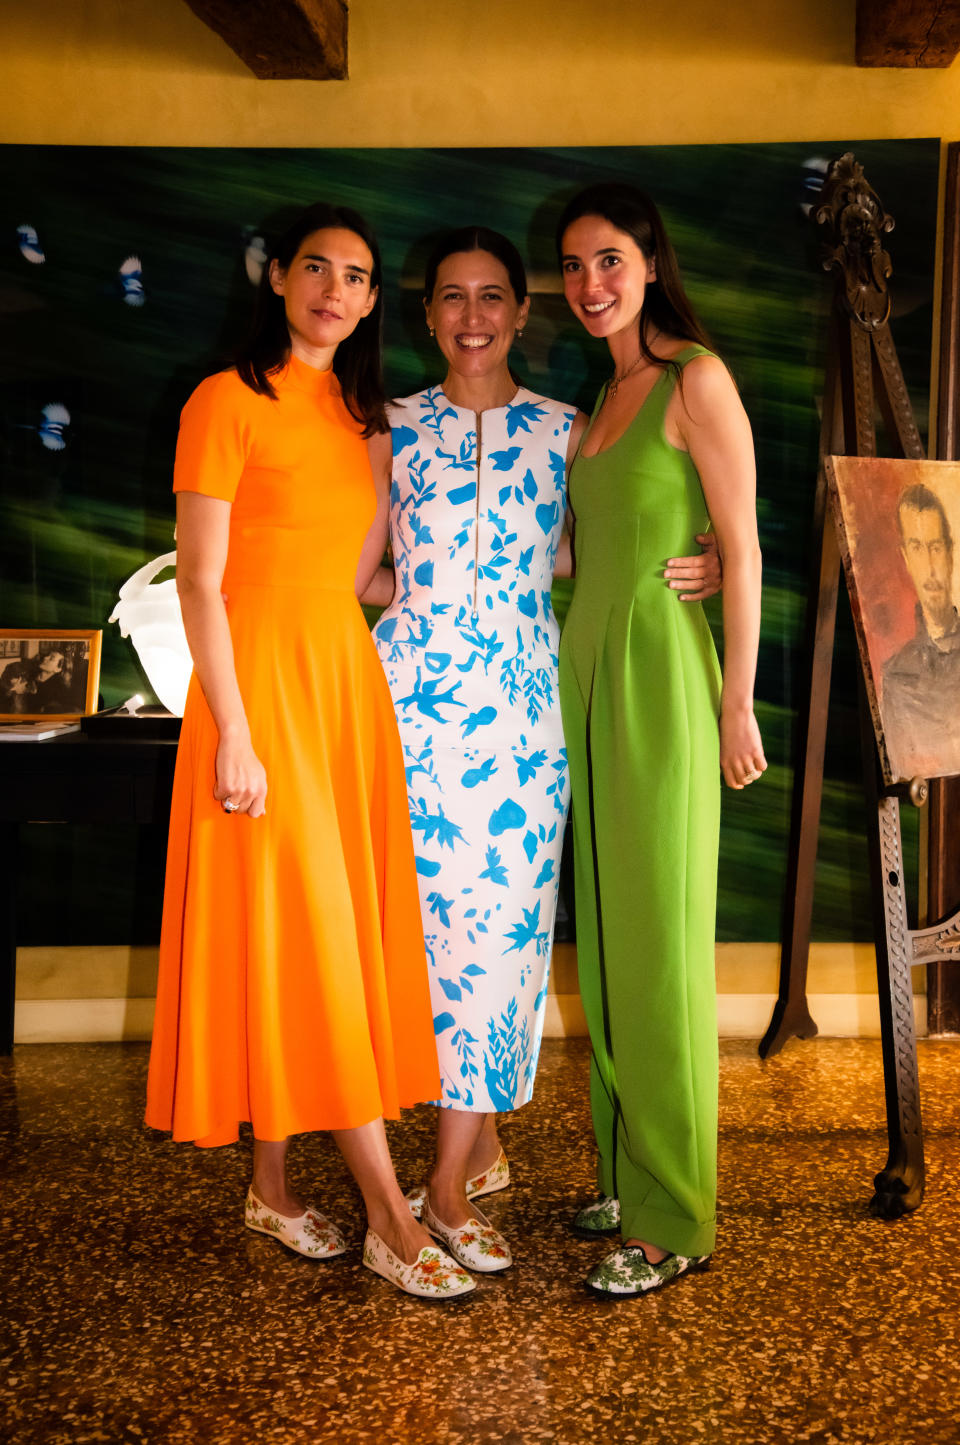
[
  {"x1": 0, "y1": 629, "x2": 102, "y2": 722},
  {"x1": 826, "y1": 455, "x2": 960, "y2": 785}
]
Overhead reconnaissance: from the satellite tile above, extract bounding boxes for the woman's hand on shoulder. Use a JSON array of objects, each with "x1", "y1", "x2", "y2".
[
  {"x1": 719, "y1": 705, "x2": 767, "y2": 791},
  {"x1": 214, "y1": 728, "x2": 268, "y2": 818}
]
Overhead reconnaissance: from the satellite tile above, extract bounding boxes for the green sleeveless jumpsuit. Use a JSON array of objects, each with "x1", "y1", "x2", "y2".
[{"x1": 560, "y1": 346, "x2": 722, "y2": 1258}]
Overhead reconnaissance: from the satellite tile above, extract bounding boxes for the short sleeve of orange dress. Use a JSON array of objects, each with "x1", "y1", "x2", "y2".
[
  {"x1": 145, "y1": 360, "x2": 440, "y2": 1146},
  {"x1": 172, "y1": 371, "x2": 250, "y2": 502}
]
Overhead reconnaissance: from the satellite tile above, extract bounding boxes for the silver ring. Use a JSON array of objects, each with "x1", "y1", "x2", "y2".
[{"x1": 222, "y1": 798, "x2": 239, "y2": 813}]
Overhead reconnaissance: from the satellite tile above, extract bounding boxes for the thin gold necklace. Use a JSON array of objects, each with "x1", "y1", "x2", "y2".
[{"x1": 608, "y1": 332, "x2": 661, "y2": 399}]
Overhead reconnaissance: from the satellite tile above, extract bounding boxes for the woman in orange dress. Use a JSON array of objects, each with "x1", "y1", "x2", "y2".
[{"x1": 145, "y1": 202, "x2": 474, "y2": 1301}]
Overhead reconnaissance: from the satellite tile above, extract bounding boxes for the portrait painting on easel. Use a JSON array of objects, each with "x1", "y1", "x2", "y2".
[{"x1": 828, "y1": 455, "x2": 960, "y2": 785}]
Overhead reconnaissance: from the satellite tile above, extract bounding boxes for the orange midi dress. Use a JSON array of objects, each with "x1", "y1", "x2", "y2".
[{"x1": 145, "y1": 357, "x2": 441, "y2": 1146}]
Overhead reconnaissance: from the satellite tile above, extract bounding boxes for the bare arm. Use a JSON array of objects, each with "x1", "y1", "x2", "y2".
[
  {"x1": 356, "y1": 430, "x2": 395, "y2": 605},
  {"x1": 176, "y1": 491, "x2": 267, "y2": 816},
  {"x1": 672, "y1": 356, "x2": 766, "y2": 790}
]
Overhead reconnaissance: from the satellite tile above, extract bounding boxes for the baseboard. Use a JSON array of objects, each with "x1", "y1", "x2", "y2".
[{"x1": 13, "y1": 990, "x2": 928, "y2": 1045}]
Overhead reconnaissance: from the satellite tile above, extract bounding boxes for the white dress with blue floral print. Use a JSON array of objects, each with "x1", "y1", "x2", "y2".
[{"x1": 372, "y1": 386, "x2": 574, "y2": 1112}]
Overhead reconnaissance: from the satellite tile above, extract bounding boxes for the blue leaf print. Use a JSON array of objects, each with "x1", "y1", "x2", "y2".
[
  {"x1": 548, "y1": 446, "x2": 567, "y2": 493},
  {"x1": 515, "y1": 749, "x2": 547, "y2": 785},
  {"x1": 503, "y1": 900, "x2": 550, "y2": 955},
  {"x1": 392, "y1": 425, "x2": 418, "y2": 454},
  {"x1": 517, "y1": 546, "x2": 534, "y2": 577},
  {"x1": 523, "y1": 830, "x2": 538, "y2": 863},
  {"x1": 489, "y1": 799, "x2": 527, "y2": 835},
  {"x1": 535, "y1": 500, "x2": 560, "y2": 534},
  {"x1": 415, "y1": 856, "x2": 441, "y2": 877},
  {"x1": 499, "y1": 485, "x2": 512, "y2": 504},
  {"x1": 462, "y1": 964, "x2": 486, "y2": 977},
  {"x1": 409, "y1": 513, "x2": 434, "y2": 546},
  {"x1": 424, "y1": 651, "x2": 451, "y2": 673},
  {"x1": 447, "y1": 481, "x2": 477, "y2": 504},
  {"x1": 489, "y1": 447, "x2": 523, "y2": 471},
  {"x1": 533, "y1": 858, "x2": 555, "y2": 887},
  {"x1": 376, "y1": 616, "x2": 398, "y2": 642},
  {"x1": 461, "y1": 706, "x2": 497, "y2": 736},
  {"x1": 433, "y1": 1012, "x2": 456, "y2": 1034},
  {"x1": 410, "y1": 799, "x2": 466, "y2": 851},
  {"x1": 427, "y1": 891, "x2": 455, "y2": 927},
  {"x1": 461, "y1": 757, "x2": 497, "y2": 788},
  {"x1": 419, "y1": 388, "x2": 458, "y2": 439},
  {"x1": 523, "y1": 468, "x2": 538, "y2": 499},
  {"x1": 438, "y1": 977, "x2": 463, "y2": 1002},
  {"x1": 414, "y1": 559, "x2": 434, "y2": 586},
  {"x1": 505, "y1": 400, "x2": 548, "y2": 437},
  {"x1": 479, "y1": 845, "x2": 509, "y2": 887},
  {"x1": 482, "y1": 998, "x2": 522, "y2": 1109},
  {"x1": 517, "y1": 590, "x2": 537, "y2": 619}
]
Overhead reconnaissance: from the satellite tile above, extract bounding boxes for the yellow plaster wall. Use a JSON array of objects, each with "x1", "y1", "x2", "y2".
[{"x1": 1, "y1": 0, "x2": 959, "y2": 148}]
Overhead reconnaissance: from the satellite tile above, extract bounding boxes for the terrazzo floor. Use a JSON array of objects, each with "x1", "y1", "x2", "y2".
[{"x1": 2, "y1": 1036, "x2": 959, "y2": 1444}]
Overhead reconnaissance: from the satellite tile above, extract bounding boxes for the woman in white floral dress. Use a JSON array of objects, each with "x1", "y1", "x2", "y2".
[{"x1": 363, "y1": 227, "x2": 719, "y2": 1272}]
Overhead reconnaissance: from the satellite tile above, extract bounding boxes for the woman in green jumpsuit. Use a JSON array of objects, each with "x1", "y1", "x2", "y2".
[{"x1": 557, "y1": 184, "x2": 766, "y2": 1298}]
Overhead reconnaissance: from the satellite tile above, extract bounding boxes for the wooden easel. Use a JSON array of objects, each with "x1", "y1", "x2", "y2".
[{"x1": 758, "y1": 152, "x2": 960, "y2": 1216}]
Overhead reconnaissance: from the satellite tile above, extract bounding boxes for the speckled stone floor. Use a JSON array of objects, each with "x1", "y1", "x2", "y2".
[{"x1": 2, "y1": 1037, "x2": 959, "y2": 1444}]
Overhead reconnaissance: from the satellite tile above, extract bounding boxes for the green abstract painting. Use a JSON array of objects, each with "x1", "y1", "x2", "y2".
[{"x1": 0, "y1": 141, "x2": 939, "y2": 943}]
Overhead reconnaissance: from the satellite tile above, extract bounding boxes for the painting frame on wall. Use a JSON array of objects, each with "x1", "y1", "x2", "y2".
[
  {"x1": 0, "y1": 629, "x2": 102, "y2": 722},
  {"x1": 827, "y1": 455, "x2": 960, "y2": 786}
]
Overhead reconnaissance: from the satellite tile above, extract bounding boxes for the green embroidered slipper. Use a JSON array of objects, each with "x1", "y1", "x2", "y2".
[
  {"x1": 571, "y1": 1195, "x2": 621, "y2": 1238},
  {"x1": 585, "y1": 1245, "x2": 710, "y2": 1298}
]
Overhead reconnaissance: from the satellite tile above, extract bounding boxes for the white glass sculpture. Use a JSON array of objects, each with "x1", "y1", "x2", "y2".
[{"x1": 109, "y1": 551, "x2": 192, "y2": 715}]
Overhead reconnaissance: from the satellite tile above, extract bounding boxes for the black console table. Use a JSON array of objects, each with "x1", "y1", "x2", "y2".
[{"x1": 0, "y1": 734, "x2": 178, "y2": 1053}]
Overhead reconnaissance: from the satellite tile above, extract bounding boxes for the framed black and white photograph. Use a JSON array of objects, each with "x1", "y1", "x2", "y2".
[{"x1": 0, "y1": 629, "x2": 102, "y2": 720}]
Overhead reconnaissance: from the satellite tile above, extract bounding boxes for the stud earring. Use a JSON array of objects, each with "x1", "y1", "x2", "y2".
[
  {"x1": 515, "y1": 329, "x2": 524, "y2": 341},
  {"x1": 428, "y1": 326, "x2": 435, "y2": 338}
]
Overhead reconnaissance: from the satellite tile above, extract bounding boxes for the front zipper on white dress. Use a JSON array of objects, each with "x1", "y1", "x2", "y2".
[{"x1": 472, "y1": 411, "x2": 483, "y2": 620}]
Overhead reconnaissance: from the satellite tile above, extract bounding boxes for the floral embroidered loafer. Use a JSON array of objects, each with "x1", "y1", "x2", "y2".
[
  {"x1": 572, "y1": 1194, "x2": 621, "y2": 1238},
  {"x1": 422, "y1": 1197, "x2": 513, "y2": 1273},
  {"x1": 585, "y1": 1245, "x2": 710, "y2": 1298},
  {"x1": 406, "y1": 1147, "x2": 511, "y2": 1220},
  {"x1": 362, "y1": 1230, "x2": 475, "y2": 1300},
  {"x1": 244, "y1": 1189, "x2": 347, "y2": 1259}
]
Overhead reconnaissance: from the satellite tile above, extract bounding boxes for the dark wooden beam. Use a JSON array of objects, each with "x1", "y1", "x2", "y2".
[
  {"x1": 856, "y1": 0, "x2": 960, "y2": 67},
  {"x1": 183, "y1": 0, "x2": 347, "y2": 80}
]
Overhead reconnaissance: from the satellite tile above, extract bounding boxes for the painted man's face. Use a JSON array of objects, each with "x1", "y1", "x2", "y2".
[{"x1": 900, "y1": 504, "x2": 954, "y2": 635}]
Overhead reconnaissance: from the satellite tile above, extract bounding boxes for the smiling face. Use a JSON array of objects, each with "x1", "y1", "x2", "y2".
[
  {"x1": 269, "y1": 227, "x2": 378, "y2": 363},
  {"x1": 425, "y1": 251, "x2": 529, "y2": 385},
  {"x1": 560, "y1": 214, "x2": 657, "y2": 343}
]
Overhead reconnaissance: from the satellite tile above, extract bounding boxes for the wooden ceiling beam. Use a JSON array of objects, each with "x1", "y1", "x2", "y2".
[
  {"x1": 183, "y1": 0, "x2": 347, "y2": 80},
  {"x1": 856, "y1": 0, "x2": 960, "y2": 68}
]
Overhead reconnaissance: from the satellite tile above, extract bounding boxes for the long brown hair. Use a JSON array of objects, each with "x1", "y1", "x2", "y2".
[
  {"x1": 556, "y1": 183, "x2": 714, "y2": 377},
  {"x1": 235, "y1": 201, "x2": 388, "y2": 437}
]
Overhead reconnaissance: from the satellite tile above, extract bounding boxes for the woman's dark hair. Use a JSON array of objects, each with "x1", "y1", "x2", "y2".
[
  {"x1": 555, "y1": 183, "x2": 713, "y2": 374},
  {"x1": 236, "y1": 201, "x2": 388, "y2": 436},
  {"x1": 0, "y1": 659, "x2": 35, "y2": 695},
  {"x1": 423, "y1": 226, "x2": 528, "y2": 303}
]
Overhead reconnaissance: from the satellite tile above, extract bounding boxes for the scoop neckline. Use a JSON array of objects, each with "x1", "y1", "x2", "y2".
[{"x1": 577, "y1": 368, "x2": 671, "y2": 461}]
